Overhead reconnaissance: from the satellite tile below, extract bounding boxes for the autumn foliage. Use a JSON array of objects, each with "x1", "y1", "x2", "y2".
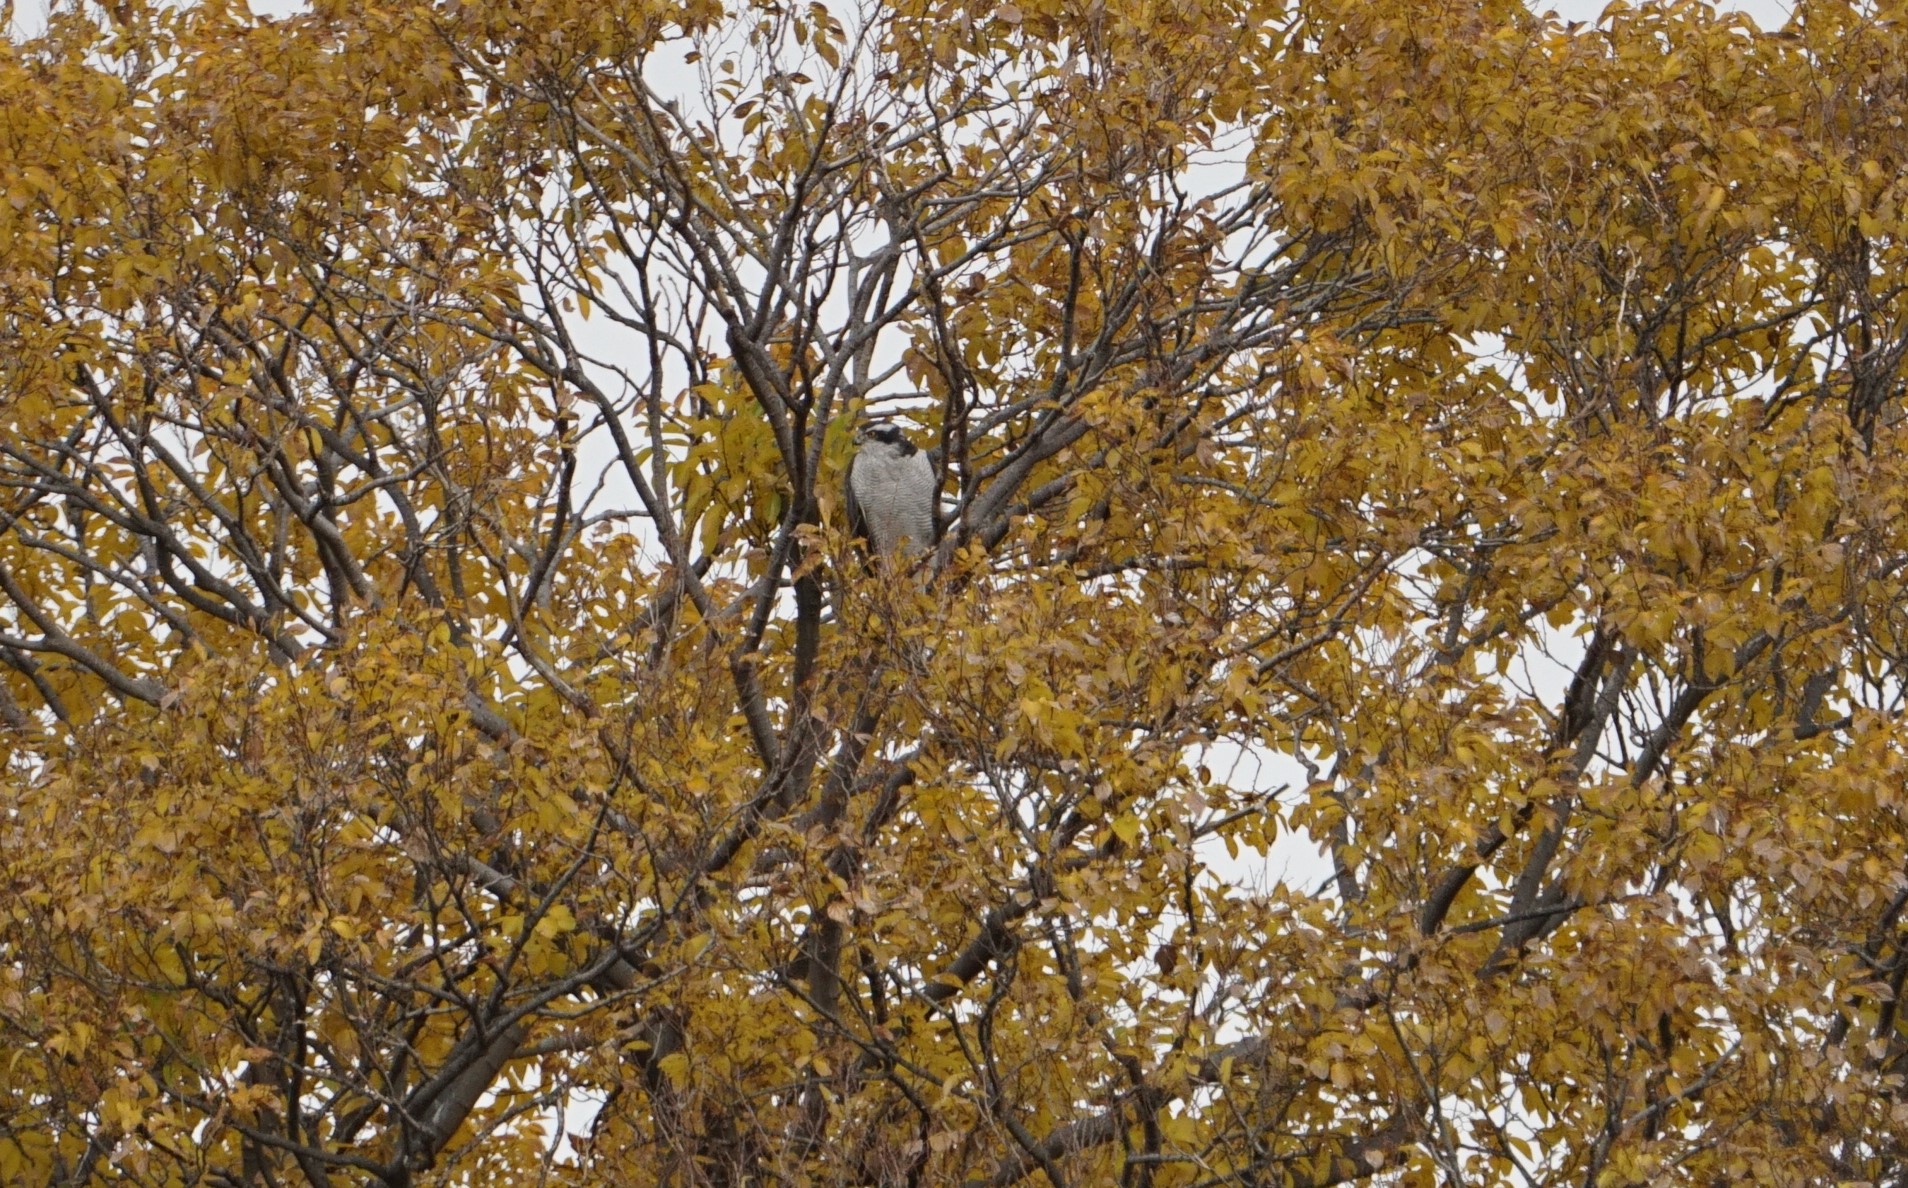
[{"x1": 5, "y1": 0, "x2": 1908, "y2": 1182}]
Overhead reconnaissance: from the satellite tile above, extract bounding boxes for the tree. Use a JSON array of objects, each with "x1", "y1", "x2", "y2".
[{"x1": 4, "y1": 0, "x2": 1908, "y2": 1182}]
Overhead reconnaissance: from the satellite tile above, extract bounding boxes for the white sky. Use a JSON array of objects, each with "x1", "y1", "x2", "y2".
[
  {"x1": 6, "y1": 0, "x2": 1810, "y2": 49},
  {"x1": 0, "y1": 0, "x2": 1814, "y2": 1157},
  {"x1": 0, "y1": 0, "x2": 1807, "y2": 886},
  {"x1": 1540, "y1": 0, "x2": 1794, "y2": 25}
]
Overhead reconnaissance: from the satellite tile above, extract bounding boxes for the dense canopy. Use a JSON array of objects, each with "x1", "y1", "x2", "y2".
[{"x1": 5, "y1": 0, "x2": 1908, "y2": 1183}]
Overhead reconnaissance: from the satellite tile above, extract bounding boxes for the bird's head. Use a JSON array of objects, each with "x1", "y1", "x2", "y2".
[{"x1": 853, "y1": 422, "x2": 916, "y2": 454}]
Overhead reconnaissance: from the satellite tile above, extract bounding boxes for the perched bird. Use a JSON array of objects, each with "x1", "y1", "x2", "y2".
[{"x1": 844, "y1": 422, "x2": 937, "y2": 560}]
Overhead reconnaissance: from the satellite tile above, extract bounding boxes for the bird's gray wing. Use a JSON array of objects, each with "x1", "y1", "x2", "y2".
[
  {"x1": 913, "y1": 447, "x2": 944, "y2": 542},
  {"x1": 917, "y1": 451, "x2": 944, "y2": 544},
  {"x1": 844, "y1": 452, "x2": 869, "y2": 544}
]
